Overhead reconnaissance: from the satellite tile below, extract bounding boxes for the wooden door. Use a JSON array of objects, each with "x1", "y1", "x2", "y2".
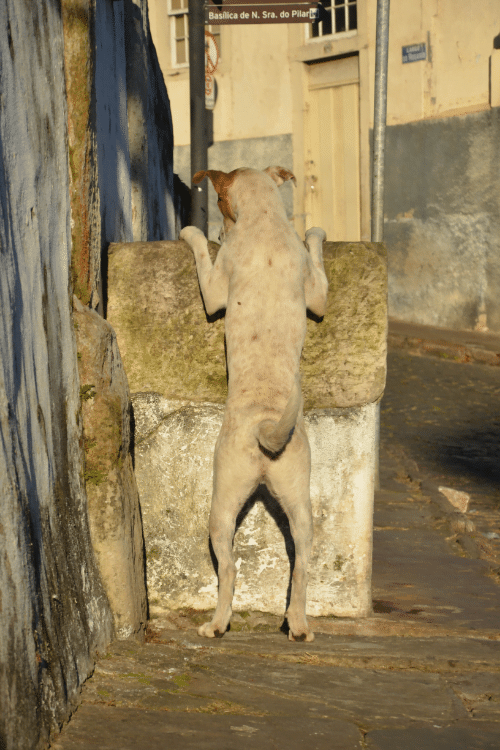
[{"x1": 304, "y1": 56, "x2": 361, "y2": 241}]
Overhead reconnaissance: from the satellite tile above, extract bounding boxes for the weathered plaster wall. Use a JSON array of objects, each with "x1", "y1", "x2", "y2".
[
  {"x1": 0, "y1": 3, "x2": 114, "y2": 749},
  {"x1": 132, "y1": 399, "x2": 376, "y2": 618},
  {"x1": 63, "y1": 0, "x2": 179, "y2": 312},
  {"x1": 148, "y1": 11, "x2": 292, "y2": 148},
  {"x1": 1, "y1": 0, "x2": 180, "y2": 748},
  {"x1": 384, "y1": 109, "x2": 500, "y2": 332}
]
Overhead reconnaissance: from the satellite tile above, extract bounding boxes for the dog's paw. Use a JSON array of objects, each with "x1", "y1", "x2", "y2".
[
  {"x1": 179, "y1": 225, "x2": 206, "y2": 245},
  {"x1": 286, "y1": 612, "x2": 315, "y2": 642},
  {"x1": 305, "y1": 226, "x2": 326, "y2": 243},
  {"x1": 288, "y1": 628, "x2": 315, "y2": 643},
  {"x1": 198, "y1": 621, "x2": 226, "y2": 639}
]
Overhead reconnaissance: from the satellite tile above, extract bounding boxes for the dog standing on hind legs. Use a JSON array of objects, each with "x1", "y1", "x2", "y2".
[{"x1": 180, "y1": 166, "x2": 328, "y2": 642}]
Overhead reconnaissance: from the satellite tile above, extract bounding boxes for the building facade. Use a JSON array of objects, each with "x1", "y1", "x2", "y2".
[{"x1": 149, "y1": 0, "x2": 500, "y2": 332}]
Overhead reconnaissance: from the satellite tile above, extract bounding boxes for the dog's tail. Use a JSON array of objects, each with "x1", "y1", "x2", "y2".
[{"x1": 256, "y1": 376, "x2": 302, "y2": 456}]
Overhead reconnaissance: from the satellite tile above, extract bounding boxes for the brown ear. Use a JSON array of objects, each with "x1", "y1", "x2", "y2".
[
  {"x1": 264, "y1": 166, "x2": 297, "y2": 187},
  {"x1": 193, "y1": 170, "x2": 209, "y2": 184},
  {"x1": 193, "y1": 169, "x2": 234, "y2": 194}
]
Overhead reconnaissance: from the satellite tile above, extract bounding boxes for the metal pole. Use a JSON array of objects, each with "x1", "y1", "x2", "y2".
[
  {"x1": 188, "y1": 0, "x2": 208, "y2": 233},
  {"x1": 371, "y1": 0, "x2": 390, "y2": 243},
  {"x1": 371, "y1": 0, "x2": 390, "y2": 492}
]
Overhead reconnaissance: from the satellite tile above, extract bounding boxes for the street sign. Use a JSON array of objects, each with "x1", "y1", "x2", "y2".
[
  {"x1": 402, "y1": 43, "x2": 426, "y2": 63},
  {"x1": 205, "y1": 0, "x2": 320, "y2": 24},
  {"x1": 205, "y1": 30, "x2": 218, "y2": 109}
]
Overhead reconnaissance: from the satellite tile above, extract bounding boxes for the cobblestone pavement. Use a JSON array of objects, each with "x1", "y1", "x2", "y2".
[
  {"x1": 51, "y1": 336, "x2": 500, "y2": 750},
  {"x1": 381, "y1": 349, "x2": 500, "y2": 565}
]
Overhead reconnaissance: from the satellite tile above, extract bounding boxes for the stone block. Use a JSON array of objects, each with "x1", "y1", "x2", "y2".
[
  {"x1": 107, "y1": 240, "x2": 387, "y2": 408},
  {"x1": 107, "y1": 239, "x2": 387, "y2": 618},
  {"x1": 438, "y1": 486, "x2": 471, "y2": 514},
  {"x1": 133, "y1": 397, "x2": 375, "y2": 617},
  {"x1": 74, "y1": 298, "x2": 147, "y2": 638}
]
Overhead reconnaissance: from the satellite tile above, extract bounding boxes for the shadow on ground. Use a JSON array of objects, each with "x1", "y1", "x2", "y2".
[{"x1": 381, "y1": 351, "x2": 500, "y2": 495}]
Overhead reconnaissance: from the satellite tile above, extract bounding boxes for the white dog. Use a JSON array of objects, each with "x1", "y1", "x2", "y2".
[{"x1": 180, "y1": 166, "x2": 328, "y2": 641}]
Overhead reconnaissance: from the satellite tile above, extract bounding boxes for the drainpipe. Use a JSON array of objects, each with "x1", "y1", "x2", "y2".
[
  {"x1": 188, "y1": 0, "x2": 208, "y2": 233},
  {"x1": 371, "y1": 0, "x2": 390, "y2": 491}
]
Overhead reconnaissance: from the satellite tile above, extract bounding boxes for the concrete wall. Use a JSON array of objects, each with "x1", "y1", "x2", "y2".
[
  {"x1": 132, "y1": 399, "x2": 377, "y2": 619},
  {"x1": 384, "y1": 108, "x2": 500, "y2": 331},
  {"x1": 0, "y1": 3, "x2": 114, "y2": 749}
]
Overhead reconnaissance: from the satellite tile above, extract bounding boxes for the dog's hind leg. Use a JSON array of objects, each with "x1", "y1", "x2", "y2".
[
  {"x1": 266, "y1": 425, "x2": 315, "y2": 642},
  {"x1": 198, "y1": 495, "x2": 251, "y2": 638},
  {"x1": 283, "y1": 496, "x2": 315, "y2": 642},
  {"x1": 198, "y1": 440, "x2": 261, "y2": 638}
]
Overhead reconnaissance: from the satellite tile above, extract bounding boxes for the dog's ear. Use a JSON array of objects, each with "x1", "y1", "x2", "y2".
[
  {"x1": 193, "y1": 170, "x2": 234, "y2": 193},
  {"x1": 193, "y1": 170, "x2": 209, "y2": 184},
  {"x1": 264, "y1": 166, "x2": 297, "y2": 187},
  {"x1": 196, "y1": 170, "x2": 238, "y2": 222}
]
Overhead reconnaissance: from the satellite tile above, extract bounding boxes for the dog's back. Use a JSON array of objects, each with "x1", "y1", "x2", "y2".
[{"x1": 219, "y1": 171, "x2": 308, "y2": 429}]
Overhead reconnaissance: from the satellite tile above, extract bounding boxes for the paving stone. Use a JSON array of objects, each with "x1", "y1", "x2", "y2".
[
  {"x1": 372, "y1": 526, "x2": 500, "y2": 630},
  {"x1": 164, "y1": 632, "x2": 500, "y2": 672},
  {"x1": 381, "y1": 351, "x2": 500, "y2": 495},
  {"x1": 374, "y1": 492, "x2": 435, "y2": 529},
  {"x1": 50, "y1": 705, "x2": 363, "y2": 749},
  {"x1": 201, "y1": 654, "x2": 467, "y2": 726},
  {"x1": 366, "y1": 722, "x2": 500, "y2": 749},
  {"x1": 445, "y1": 673, "x2": 500, "y2": 719},
  {"x1": 57, "y1": 637, "x2": 475, "y2": 729}
]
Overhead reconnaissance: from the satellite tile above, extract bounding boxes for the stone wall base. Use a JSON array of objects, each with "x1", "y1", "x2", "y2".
[{"x1": 133, "y1": 396, "x2": 376, "y2": 618}]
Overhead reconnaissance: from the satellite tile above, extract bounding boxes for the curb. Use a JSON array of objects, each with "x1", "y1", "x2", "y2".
[{"x1": 387, "y1": 319, "x2": 500, "y2": 366}]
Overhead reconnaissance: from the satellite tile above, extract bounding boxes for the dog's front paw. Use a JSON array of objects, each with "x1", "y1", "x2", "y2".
[
  {"x1": 179, "y1": 225, "x2": 206, "y2": 245},
  {"x1": 305, "y1": 226, "x2": 326, "y2": 244}
]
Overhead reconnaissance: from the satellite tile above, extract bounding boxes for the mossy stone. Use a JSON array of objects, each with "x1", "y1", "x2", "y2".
[{"x1": 107, "y1": 240, "x2": 387, "y2": 408}]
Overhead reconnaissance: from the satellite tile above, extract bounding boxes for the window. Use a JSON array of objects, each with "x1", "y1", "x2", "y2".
[
  {"x1": 167, "y1": 0, "x2": 221, "y2": 68},
  {"x1": 309, "y1": 0, "x2": 357, "y2": 39},
  {"x1": 169, "y1": 0, "x2": 189, "y2": 66}
]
